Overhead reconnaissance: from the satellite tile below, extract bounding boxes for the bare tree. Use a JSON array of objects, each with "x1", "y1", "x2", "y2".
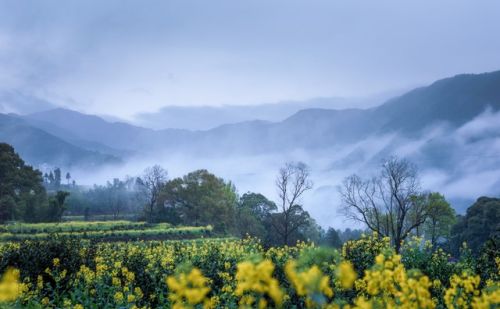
[
  {"x1": 273, "y1": 162, "x2": 313, "y2": 245},
  {"x1": 339, "y1": 157, "x2": 427, "y2": 252},
  {"x1": 136, "y1": 165, "x2": 168, "y2": 222}
]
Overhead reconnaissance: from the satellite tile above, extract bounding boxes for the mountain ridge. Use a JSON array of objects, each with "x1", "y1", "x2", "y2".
[
  {"x1": 0, "y1": 113, "x2": 121, "y2": 168},
  {"x1": 1, "y1": 69, "x2": 499, "y2": 167}
]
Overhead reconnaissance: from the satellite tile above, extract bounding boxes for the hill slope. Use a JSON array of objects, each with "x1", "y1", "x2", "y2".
[
  {"x1": 15, "y1": 70, "x2": 500, "y2": 157},
  {"x1": 0, "y1": 114, "x2": 121, "y2": 167},
  {"x1": 373, "y1": 71, "x2": 500, "y2": 134},
  {"x1": 26, "y1": 108, "x2": 193, "y2": 152}
]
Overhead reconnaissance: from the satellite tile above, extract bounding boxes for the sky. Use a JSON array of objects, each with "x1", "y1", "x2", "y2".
[{"x1": 1, "y1": 0, "x2": 500, "y2": 119}]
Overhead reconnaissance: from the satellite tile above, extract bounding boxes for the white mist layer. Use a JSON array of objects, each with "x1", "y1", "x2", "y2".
[{"x1": 69, "y1": 110, "x2": 500, "y2": 230}]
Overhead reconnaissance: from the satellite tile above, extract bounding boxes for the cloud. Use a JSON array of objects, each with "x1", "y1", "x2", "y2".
[
  {"x1": 3, "y1": 1, "x2": 499, "y2": 229},
  {"x1": 66, "y1": 108, "x2": 500, "y2": 229},
  {"x1": 456, "y1": 108, "x2": 500, "y2": 141},
  {"x1": 1, "y1": 1, "x2": 500, "y2": 118}
]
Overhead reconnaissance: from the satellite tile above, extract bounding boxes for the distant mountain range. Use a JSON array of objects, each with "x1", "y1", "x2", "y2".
[
  {"x1": 134, "y1": 95, "x2": 390, "y2": 130},
  {"x1": 0, "y1": 91, "x2": 56, "y2": 114},
  {"x1": 0, "y1": 113, "x2": 120, "y2": 167},
  {"x1": 0, "y1": 70, "x2": 500, "y2": 170}
]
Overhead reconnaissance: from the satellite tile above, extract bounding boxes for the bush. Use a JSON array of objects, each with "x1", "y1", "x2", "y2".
[{"x1": 341, "y1": 232, "x2": 391, "y2": 277}]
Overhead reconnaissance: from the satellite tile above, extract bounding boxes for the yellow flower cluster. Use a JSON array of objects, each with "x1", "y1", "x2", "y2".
[
  {"x1": 336, "y1": 261, "x2": 357, "y2": 289},
  {"x1": 166, "y1": 268, "x2": 211, "y2": 309},
  {"x1": 286, "y1": 260, "x2": 334, "y2": 307},
  {"x1": 0, "y1": 236, "x2": 497, "y2": 308},
  {"x1": 357, "y1": 253, "x2": 436, "y2": 308},
  {"x1": 444, "y1": 272, "x2": 500, "y2": 309},
  {"x1": 235, "y1": 260, "x2": 283, "y2": 308},
  {"x1": 0, "y1": 268, "x2": 25, "y2": 302}
]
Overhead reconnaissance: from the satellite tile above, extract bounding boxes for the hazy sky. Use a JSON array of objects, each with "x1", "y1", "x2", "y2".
[{"x1": 1, "y1": 0, "x2": 499, "y2": 119}]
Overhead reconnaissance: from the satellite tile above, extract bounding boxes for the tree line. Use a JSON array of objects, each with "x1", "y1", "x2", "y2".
[
  {"x1": 135, "y1": 163, "x2": 324, "y2": 247},
  {"x1": 339, "y1": 156, "x2": 498, "y2": 255},
  {"x1": 0, "y1": 142, "x2": 497, "y2": 254}
]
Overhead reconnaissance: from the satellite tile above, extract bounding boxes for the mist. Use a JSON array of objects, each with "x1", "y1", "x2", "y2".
[
  {"x1": 59, "y1": 108, "x2": 499, "y2": 230},
  {"x1": 1, "y1": 1, "x2": 499, "y2": 231}
]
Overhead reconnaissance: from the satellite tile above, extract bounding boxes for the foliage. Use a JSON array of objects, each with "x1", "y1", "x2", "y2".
[
  {"x1": 423, "y1": 192, "x2": 456, "y2": 247},
  {"x1": 235, "y1": 192, "x2": 276, "y2": 242},
  {"x1": 341, "y1": 232, "x2": 391, "y2": 277},
  {"x1": 322, "y1": 228, "x2": 343, "y2": 248},
  {"x1": 476, "y1": 238, "x2": 500, "y2": 283},
  {"x1": 0, "y1": 221, "x2": 160, "y2": 234},
  {"x1": 400, "y1": 236, "x2": 459, "y2": 307},
  {"x1": 158, "y1": 169, "x2": 238, "y2": 234},
  {"x1": 0, "y1": 143, "x2": 47, "y2": 223},
  {"x1": 45, "y1": 191, "x2": 70, "y2": 222},
  {"x1": 337, "y1": 229, "x2": 363, "y2": 243},
  {"x1": 0, "y1": 224, "x2": 212, "y2": 242},
  {"x1": 0, "y1": 237, "x2": 497, "y2": 308},
  {"x1": 450, "y1": 197, "x2": 500, "y2": 255}
]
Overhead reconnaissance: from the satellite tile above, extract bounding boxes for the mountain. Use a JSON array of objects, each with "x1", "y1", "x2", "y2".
[
  {"x1": 134, "y1": 97, "x2": 377, "y2": 130},
  {"x1": 10, "y1": 70, "x2": 500, "y2": 162},
  {"x1": 134, "y1": 89, "x2": 407, "y2": 131},
  {"x1": 372, "y1": 71, "x2": 500, "y2": 134},
  {"x1": 0, "y1": 91, "x2": 57, "y2": 114},
  {"x1": 173, "y1": 70, "x2": 500, "y2": 154},
  {"x1": 22, "y1": 114, "x2": 134, "y2": 158},
  {"x1": 25, "y1": 108, "x2": 193, "y2": 153},
  {"x1": 0, "y1": 113, "x2": 121, "y2": 168}
]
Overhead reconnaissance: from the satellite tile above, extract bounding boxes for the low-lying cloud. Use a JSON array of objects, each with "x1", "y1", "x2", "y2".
[{"x1": 65, "y1": 109, "x2": 500, "y2": 229}]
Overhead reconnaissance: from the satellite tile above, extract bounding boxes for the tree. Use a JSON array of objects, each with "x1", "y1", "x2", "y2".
[
  {"x1": 45, "y1": 191, "x2": 70, "y2": 222},
  {"x1": 239, "y1": 192, "x2": 277, "y2": 220},
  {"x1": 299, "y1": 216, "x2": 323, "y2": 244},
  {"x1": 272, "y1": 162, "x2": 313, "y2": 246},
  {"x1": 338, "y1": 228, "x2": 364, "y2": 243},
  {"x1": 450, "y1": 196, "x2": 500, "y2": 255},
  {"x1": 0, "y1": 143, "x2": 47, "y2": 222},
  {"x1": 112, "y1": 178, "x2": 127, "y2": 219},
  {"x1": 236, "y1": 192, "x2": 277, "y2": 240},
  {"x1": 136, "y1": 165, "x2": 168, "y2": 223},
  {"x1": 322, "y1": 227, "x2": 343, "y2": 248},
  {"x1": 268, "y1": 208, "x2": 314, "y2": 246},
  {"x1": 423, "y1": 192, "x2": 456, "y2": 247},
  {"x1": 339, "y1": 157, "x2": 426, "y2": 252},
  {"x1": 158, "y1": 170, "x2": 238, "y2": 233},
  {"x1": 66, "y1": 172, "x2": 71, "y2": 185},
  {"x1": 0, "y1": 196, "x2": 16, "y2": 223},
  {"x1": 54, "y1": 168, "x2": 62, "y2": 189},
  {"x1": 95, "y1": 178, "x2": 130, "y2": 219},
  {"x1": 48, "y1": 172, "x2": 55, "y2": 186}
]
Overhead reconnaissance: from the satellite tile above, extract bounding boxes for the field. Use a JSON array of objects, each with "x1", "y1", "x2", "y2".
[
  {"x1": 0, "y1": 221, "x2": 213, "y2": 242},
  {"x1": 0, "y1": 226, "x2": 498, "y2": 308}
]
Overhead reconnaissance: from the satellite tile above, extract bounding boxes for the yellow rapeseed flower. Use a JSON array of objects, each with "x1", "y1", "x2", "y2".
[
  {"x1": 336, "y1": 261, "x2": 357, "y2": 289},
  {"x1": 286, "y1": 260, "x2": 333, "y2": 307},
  {"x1": 166, "y1": 268, "x2": 211, "y2": 307},
  {"x1": 235, "y1": 260, "x2": 283, "y2": 307},
  {"x1": 0, "y1": 268, "x2": 26, "y2": 303}
]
